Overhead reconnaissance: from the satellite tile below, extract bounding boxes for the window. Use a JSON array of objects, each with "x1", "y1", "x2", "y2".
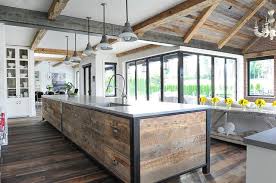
[
  {"x1": 148, "y1": 57, "x2": 161, "y2": 101},
  {"x1": 248, "y1": 57, "x2": 274, "y2": 96},
  {"x1": 199, "y1": 55, "x2": 212, "y2": 97},
  {"x1": 226, "y1": 59, "x2": 236, "y2": 98},
  {"x1": 75, "y1": 71, "x2": 79, "y2": 90},
  {"x1": 183, "y1": 54, "x2": 198, "y2": 104},
  {"x1": 163, "y1": 53, "x2": 178, "y2": 103},
  {"x1": 83, "y1": 64, "x2": 91, "y2": 95},
  {"x1": 105, "y1": 63, "x2": 116, "y2": 97},
  {"x1": 125, "y1": 51, "x2": 237, "y2": 103},
  {"x1": 136, "y1": 60, "x2": 147, "y2": 101},
  {"x1": 214, "y1": 57, "x2": 225, "y2": 98},
  {"x1": 126, "y1": 62, "x2": 136, "y2": 100}
]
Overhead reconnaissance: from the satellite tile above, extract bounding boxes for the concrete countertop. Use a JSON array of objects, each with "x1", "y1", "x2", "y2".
[
  {"x1": 42, "y1": 95, "x2": 209, "y2": 118},
  {"x1": 245, "y1": 128, "x2": 276, "y2": 151}
]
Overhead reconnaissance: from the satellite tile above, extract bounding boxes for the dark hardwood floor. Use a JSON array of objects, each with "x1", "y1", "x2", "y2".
[{"x1": 1, "y1": 115, "x2": 246, "y2": 183}]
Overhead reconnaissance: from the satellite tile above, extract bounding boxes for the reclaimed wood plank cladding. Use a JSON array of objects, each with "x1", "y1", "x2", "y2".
[
  {"x1": 139, "y1": 111, "x2": 207, "y2": 183},
  {"x1": 61, "y1": 103, "x2": 130, "y2": 183},
  {"x1": 42, "y1": 98, "x2": 62, "y2": 131}
]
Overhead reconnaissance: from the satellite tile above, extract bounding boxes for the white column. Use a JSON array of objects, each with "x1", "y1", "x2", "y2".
[{"x1": 0, "y1": 23, "x2": 6, "y2": 111}]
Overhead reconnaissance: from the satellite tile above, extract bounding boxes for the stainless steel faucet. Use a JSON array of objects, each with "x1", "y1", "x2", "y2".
[{"x1": 105, "y1": 74, "x2": 127, "y2": 104}]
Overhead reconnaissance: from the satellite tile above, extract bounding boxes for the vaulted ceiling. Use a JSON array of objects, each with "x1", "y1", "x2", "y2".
[{"x1": 0, "y1": 0, "x2": 275, "y2": 59}]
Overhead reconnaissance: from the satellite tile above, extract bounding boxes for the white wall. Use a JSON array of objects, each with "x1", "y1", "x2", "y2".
[
  {"x1": 79, "y1": 52, "x2": 119, "y2": 97},
  {"x1": 34, "y1": 62, "x2": 75, "y2": 93}
]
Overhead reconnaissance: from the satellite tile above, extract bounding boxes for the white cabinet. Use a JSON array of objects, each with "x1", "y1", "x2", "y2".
[{"x1": 6, "y1": 47, "x2": 33, "y2": 118}]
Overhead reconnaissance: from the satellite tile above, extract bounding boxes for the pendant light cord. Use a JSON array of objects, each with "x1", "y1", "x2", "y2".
[
  {"x1": 66, "y1": 36, "x2": 68, "y2": 57},
  {"x1": 102, "y1": 3, "x2": 106, "y2": 35},
  {"x1": 74, "y1": 32, "x2": 77, "y2": 52},
  {"x1": 126, "y1": 0, "x2": 129, "y2": 23},
  {"x1": 87, "y1": 17, "x2": 90, "y2": 43}
]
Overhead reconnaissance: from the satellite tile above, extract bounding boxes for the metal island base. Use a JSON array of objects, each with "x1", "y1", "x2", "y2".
[{"x1": 42, "y1": 95, "x2": 211, "y2": 183}]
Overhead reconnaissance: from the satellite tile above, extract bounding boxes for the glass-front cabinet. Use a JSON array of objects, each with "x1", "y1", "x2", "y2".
[{"x1": 6, "y1": 48, "x2": 29, "y2": 98}]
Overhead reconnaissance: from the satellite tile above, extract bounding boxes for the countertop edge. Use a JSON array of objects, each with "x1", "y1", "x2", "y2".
[
  {"x1": 42, "y1": 96, "x2": 210, "y2": 118},
  {"x1": 244, "y1": 128, "x2": 276, "y2": 151}
]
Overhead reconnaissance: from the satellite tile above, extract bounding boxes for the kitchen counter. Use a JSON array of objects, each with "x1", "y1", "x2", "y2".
[
  {"x1": 245, "y1": 128, "x2": 276, "y2": 183},
  {"x1": 42, "y1": 95, "x2": 209, "y2": 118},
  {"x1": 245, "y1": 128, "x2": 276, "y2": 151},
  {"x1": 42, "y1": 95, "x2": 211, "y2": 183}
]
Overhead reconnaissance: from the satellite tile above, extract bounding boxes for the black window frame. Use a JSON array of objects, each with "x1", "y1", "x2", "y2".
[
  {"x1": 104, "y1": 62, "x2": 117, "y2": 97},
  {"x1": 247, "y1": 56, "x2": 275, "y2": 97},
  {"x1": 125, "y1": 51, "x2": 238, "y2": 103},
  {"x1": 83, "y1": 64, "x2": 91, "y2": 96}
]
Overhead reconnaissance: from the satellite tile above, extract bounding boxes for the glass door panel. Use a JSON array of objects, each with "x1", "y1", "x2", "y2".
[
  {"x1": 148, "y1": 57, "x2": 161, "y2": 101},
  {"x1": 136, "y1": 60, "x2": 147, "y2": 101},
  {"x1": 214, "y1": 57, "x2": 225, "y2": 98},
  {"x1": 226, "y1": 59, "x2": 236, "y2": 99},
  {"x1": 163, "y1": 53, "x2": 178, "y2": 103},
  {"x1": 183, "y1": 54, "x2": 198, "y2": 104},
  {"x1": 127, "y1": 62, "x2": 136, "y2": 100},
  {"x1": 7, "y1": 48, "x2": 17, "y2": 98},
  {"x1": 199, "y1": 55, "x2": 212, "y2": 98},
  {"x1": 19, "y1": 50, "x2": 29, "y2": 98}
]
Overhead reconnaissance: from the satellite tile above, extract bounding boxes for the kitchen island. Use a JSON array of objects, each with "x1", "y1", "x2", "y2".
[{"x1": 42, "y1": 95, "x2": 210, "y2": 183}]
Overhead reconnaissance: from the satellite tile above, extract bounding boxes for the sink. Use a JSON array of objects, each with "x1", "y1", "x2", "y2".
[{"x1": 97, "y1": 102, "x2": 130, "y2": 107}]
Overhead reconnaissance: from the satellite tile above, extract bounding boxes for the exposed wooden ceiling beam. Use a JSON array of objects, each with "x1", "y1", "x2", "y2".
[
  {"x1": 48, "y1": 0, "x2": 70, "y2": 20},
  {"x1": 217, "y1": 0, "x2": 266, "y2": 49},
  {"x1": 30, "y1": 29, "x2": 47, "y2": 50},
  {"x1": 133, "y1": 0, "x2": 221, "y2": 34},
  {"x1": 34, "y1": 57, "x2": 64, "y2": 62},
  {"x1": 52, "y1": 62, "x2": 63, "y2": 67},
  {"x1": 244, "y1": 50, "x2": 276, "y2": 58},
  {"x1": 183, "y1": 1, "x2": 221, "y2": 43},
  {"x1": 116, "y1": 45, "x2": 160, "y2": 57},
  {"x1": 242, "y1": 37, "x2": 261, "y2": 53},
  {"x1": 31, "y1": 0, "x2": 69, "y2": 50},
  {"x1": 35, "y1": 48, "x2": 82, "y2": 56}
]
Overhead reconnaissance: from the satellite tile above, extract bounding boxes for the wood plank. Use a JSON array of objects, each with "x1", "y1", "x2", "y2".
[
  {"x1": 116, "y1": 44, "x2": 160, "y2": 57},
  {"x1": 133, "y1": 0, "x2": 221, "y2": 34},
  {"x1": 244, "y1": 49, "x2": 276, "y2": 58},
  {"x1": 242, "y1": 37, "x2": 261, "y2": 53},
  {"x1": 184, "y1": 2, "x2": 221, "y2": 43},
  {"x1": 42, "y1": 98, "x2": 62, "y2": 131},
  {"x1": 140, "y1": 111, "x2": 207, "y2": 183},
  {"x1": 48, "y1": 0, "x2": 70, "y2": 20},
  {"x1": 30, "y1": 29, "x2": 47, "y2": 50},
  {"x1": 35, "y1": 48, "x2": 81, "y2": 56},
  {"x1": 217, "y1": 0, "x2": 266, "y2": 49},
  {"x1": 35, "y1": 56, "x2": 64, "y2": 62}
]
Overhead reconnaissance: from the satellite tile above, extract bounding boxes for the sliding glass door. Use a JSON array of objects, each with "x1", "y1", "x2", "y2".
[
  {"x1": 199, "y1": 55, "x2": 212, "y2": 98},
  {"x1": 214, "y1": 57, "x2": 225, "y2": 98},
  {"x1": 148, "y1": 57, "x2": 161, "y2": 101},
  {"x1": 183, "y1": 54, "x2": 198, "y2": 104},
  {"x1": 163, "y1": 53, "x2": 178, "y2": 103},
  {"x1": 126, "y1": 62, "x2": 136, "y2": 100},
  {"x1": 136, "y1": 60, "x2": 147, "y2": 101}
]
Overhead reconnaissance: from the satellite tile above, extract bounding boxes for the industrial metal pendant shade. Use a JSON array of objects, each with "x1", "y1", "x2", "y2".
[
  {"x1": 119, "y1": 0, "x2": 138, "y2": 42},
  {"x1": 64, "y1": 36, "x2": 71, "y2": 65},
  {"x1": 70, "y1": 32, "x2": 82, "y2": 63},
  {"x1": 96, "y1": 3, "x2": 113, "y2": 51},
  {"x1": 83, "y1": 17, "x2": 94, "y2": 56}
]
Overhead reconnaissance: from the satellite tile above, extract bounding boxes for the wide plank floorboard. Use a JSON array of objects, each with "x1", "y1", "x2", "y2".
[{"x1": 1, "y1": 116, "x2": 246, "y2": 183}]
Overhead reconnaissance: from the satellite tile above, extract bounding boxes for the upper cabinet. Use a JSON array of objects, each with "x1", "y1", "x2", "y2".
[{"x1": 6, "y1": 48, "x2": 29, "y2": 98}]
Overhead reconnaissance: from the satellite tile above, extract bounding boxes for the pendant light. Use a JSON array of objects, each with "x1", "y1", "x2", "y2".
[
  {"x1": 96, "y1": 3, "x2": 113, "y2": 51},
  {"x1": 64, "y1": 36, "x2": 71, "y2": 65},
  {"x1": 119, "y1": 0, "x2": 138, "y2": 42},
  {"x1": 83, "y1": 17, "x2": 93, "y2": 56},
  {"x1": 70, "y1": 32, "x2": 82, "y2": 63}
]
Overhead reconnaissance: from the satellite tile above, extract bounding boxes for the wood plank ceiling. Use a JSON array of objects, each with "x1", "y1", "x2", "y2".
[
  {"x1": 25, "y1": 0, "x2": 274, "y2": 57},
  {"x1": 133, "y1": 0, "x2": 270, "y2": 52}
]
